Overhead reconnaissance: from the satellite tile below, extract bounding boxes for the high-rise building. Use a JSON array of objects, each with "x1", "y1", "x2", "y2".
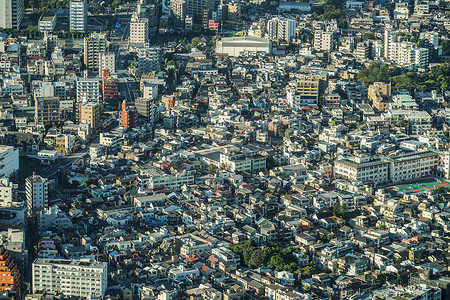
[
  {"x1": 141, "y1": 81, "x2": 158, "y2": 100},
  {"x1": 102, "y1": 70, "x2": 119, "y2": 103},
  {"x1": 137, "y1": 47, "x2": 162, "y2": 76},
  {"x1": 84, "y1": 33, "x2": 107, "y2": 71},
  {"x1": 119, "y1": 101, "x2": 136, "y2": 129},
  {"x1": 267, "y1": 17, "x2": 296, "y2": 42},
  {"x1": 384, "y1": 29, "x2": 398, "y2": 59},
  {"x1": 171, "y1": 0, "x2": 186, "y2": 27},
  {"x1": 0, "y1": 246, "x2": 21, "y2": 297},
  {"x1": 69, "y1": 0, "x2": 87, "y2": 32},
  {"x1": 0, "y1": 147, "x2": 19, "y2": 179},
  {"x1": 99, "y1": 52, "x2": 116, "y2": 77},
  {"x1": 387, "y1": 40, "x2": 429, "y2": 67},
  {"x1": 186, "y1": 0, "x2": 213, "y2": 23},
  {"x1": 79, "y1": 102, "x2": 100, "y2": 132},
  {"x1": 129, "y1": 13, "x2": 149, "y2": 46},
  {"x1": 135, "y1": 97, "x2": 155, "y2": 120},
  {"x1": 34, "y1": 97, "x2": 60, "y2": 125},
  {"x1": 314, "y1": 30, "x2": 334, "y2": 51},
  {"x1": 227, "y1": 1, "x2": 241, "y2": 28},
  {"x1": 0, "y1": 0, "x2": 24, "y2": 29},
  {"x1": 32, "y1": 258, "x2": 107, "y2": 298},
  {"x1": 76, "y1": 77, "x2": 100, "y2": 103},
  {"x1": 26, "y1": 173, "x2": 49, "y2": 212},
  {"x1": 0, "y1": 178, "x2": 17, "y2": 208}
]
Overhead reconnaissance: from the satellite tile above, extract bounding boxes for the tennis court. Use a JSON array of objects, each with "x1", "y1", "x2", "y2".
[{"x1": 387, "y1": 178, "x2": 449, "y2": 194}]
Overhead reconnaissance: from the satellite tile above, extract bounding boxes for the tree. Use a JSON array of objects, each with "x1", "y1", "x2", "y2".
[
  {"x1": 362, "y1": 32, "x2": 374, "y2": 40},
  {"x1": 442, "y1": 39, "x2": 450, "y2": 56},
  {"x1": 396, "y1": 119, "x2": 408, "y2": 128},
  {"x1": 250, "y1": 249, "x2": 266, "y2": 268},
  {"x1": 332, "y1": 202, "x2": 346, "y2": 218}
]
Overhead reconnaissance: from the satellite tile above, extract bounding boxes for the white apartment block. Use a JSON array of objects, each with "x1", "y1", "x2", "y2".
[
  {"x1": 130, "y1": 14, "x2": 149, "y2": 46},
  {"x1": 146, "y1": 169, "x2": 194, "y2": 190},
  {"x1": 0, "y1": 146, "x2": 18, "y2": 178},
  {"x1": 314, "y1": 30, "x2": 334, "y2": 51},
  {"x1": 267, "y1": 17, "x2": 296, "y2": 43},
  {"x1": 76, "y1": 78, "x2": 100, "y2": 103},
  {"x1": 0, "y1": 0, "x2": 24, "y2": 29},
  {"x1": 32, "y1": 258, "x2": 107, "y2": 298},
  {"x1": 0, "y1": 178, "x2": 16, "y2": 207},
  {"x1": 335, "y1": 151, "x2": 450, "y2": 184},
  {"x1": 69, "y1": 0, "x2": 87, "y2": 31},
  {"x1": 26, "y1": 174, "x2": 49, "y2": 212},
  {"x1": 99, "y1": 52, "x2": 116, "y2": 76}
]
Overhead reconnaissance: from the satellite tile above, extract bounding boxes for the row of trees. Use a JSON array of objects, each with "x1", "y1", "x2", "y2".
[
  {"x1": 229, "y1": 240, "x2": 327, "y2": 278},
  {"x1": 357, "y1": 62, "x2": 450, "y2": 93}
]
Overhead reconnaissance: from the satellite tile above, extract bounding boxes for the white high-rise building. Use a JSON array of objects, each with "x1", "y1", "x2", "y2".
[
  {"x1": 384, "y1": 29, "x2": 398, "y2": 59},
  {"x1": 26, "y1": 173, "x2": 48, "y2": 212},
  {"x1": 99, "y1": 52, "x2": 116, "y2": 76},
  {"x1": 314, "y1": 30, "x2": 334, "y2": 51},
  {"x1": 70, "y1": 0, "x2": 87, "y2": 31},
  {"x1": 32, "y1": 258, "x2": 108, "y2": 298},
  {"x1": 0, "y1": 146, "x2": 19, "y2": 178},
  {"x1": 388, "y1": 41, "x2": 429, "y2": 67},
  {"x1": 129, "y1": 13, "x2": 149, "y2": 46},
  {"x1": 267, "y1": 17, "x2": 296, "y2": 42},
  {"x1": 0, "y1": 0, "x2": 24, "y2": 29},
  {"x1": 76, "y1": 78, "x2": 100, "y2": 103},
  {"x1": 0, "y1": 178, "x2": 17, "y2": 207}
]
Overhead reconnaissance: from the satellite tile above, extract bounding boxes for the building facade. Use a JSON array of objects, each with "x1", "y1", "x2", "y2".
[
  {"x1": 69, "y1": 0, "x2": 87, "y2": 31},
  {"x1": 32, "y1": 258, "x2": 107, "y2": 298}
]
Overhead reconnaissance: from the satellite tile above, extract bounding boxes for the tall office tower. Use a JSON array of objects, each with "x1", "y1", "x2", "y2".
[
  {"x1": 0, "y1": 246, "x2": 22, "y2": 296},
  {"x1": 0, "y1": 0, "x2": 24, "y2": 29},
  {"x1": 83, "y1": 33, "x2": 107, "y2": 71},
  {"x1": 34, "y1": 97, "x2": 60, "y2": 125},
  {"x1": 0, "y1": 178, "x2": 17, "y2": 208},
  {"x1": 76, "y1": 77, "x2": 100, "y2": 103},
  {"x1": 130, "y1": 13, "x2": 149, "y2": 46},
  {"x1": 102, "y1": 70, "x2": 119, "y2": 103},
  {"x1": 99, "y1": 52, "x2": 116, "y2": 77},
  {"x1": 119, "y1": 101, "x2": 136, "y2": 129},
  {"x1": 79, "y1": 102, "x2": 100, "y2": 132},
  {"x1": 32, "y1": 258, "x2": 107, "y2": 298},
  {"x1": 70, "y1": 0, "x2": 87, "y2": 32},
  {"x1": 186, "y1": 0, "x2": 214, "y2": 23},
  {"x1": 267, "y1": 17, "x2": 296, "y2": 42},
  {"x1": 384, "y1": 29, "x2": 398, "y2": 59},
  {"x1": 313, "y1": 30, "x2": 334, "y2": 51},
  {"x1": 26, "y1": 173, "x2": 49, "y2": 212},
  {"x1": 171, "y1": 0, "x2": 186, "y2": 27}
]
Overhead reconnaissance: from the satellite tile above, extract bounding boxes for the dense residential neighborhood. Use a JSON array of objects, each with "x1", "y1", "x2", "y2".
[{"x1": 0, "y1": 0, "x2": 450, "y2": 298}]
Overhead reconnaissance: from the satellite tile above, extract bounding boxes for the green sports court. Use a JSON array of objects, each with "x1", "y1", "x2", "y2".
[{"x1": 387, "y1": 178, "x2": 449, "y2": 194}]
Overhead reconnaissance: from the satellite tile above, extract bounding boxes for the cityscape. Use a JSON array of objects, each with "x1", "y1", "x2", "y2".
[{"x1": 0, "y1": 0, "x2": 449, "y2": 298}]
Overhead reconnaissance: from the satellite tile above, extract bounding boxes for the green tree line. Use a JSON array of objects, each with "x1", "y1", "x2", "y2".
[{"x1": 357, "y1": 62, "x2": 450, "y2": 93}]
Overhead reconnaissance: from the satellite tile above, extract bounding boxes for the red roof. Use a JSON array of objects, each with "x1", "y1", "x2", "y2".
[
  {"x1": 201, "y1": 266, "x2": 210, "y2": 272},
  {"x1": 300, "y1": 106, "x2": 313, "y2": 111}
]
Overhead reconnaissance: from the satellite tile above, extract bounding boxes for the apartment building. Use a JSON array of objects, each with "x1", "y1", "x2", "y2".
[
  {"x1": 146, "y1": 169, "x2": 195, "y2": 191},
  {"x1": 314, "y1": 30, "x2": 334, "y2": 51},
  {"x1": 170, "y1": 0, "x2": 186, "y2": 27},
  {"x1": 369, "y1": 82, "x2": 391, "y2": 112},
  {"x1": 0, "y1": 146, "x2": 19, "y2": 179},
  {"x1": 0, "y1": 0, "x2": 24, "y2": 29},
  {"x1": 0, "y1": 178, "x2": 17, "y2": 207},
  {"x1": 130, "y1": 14, "x2": 149, "y2": 46},
  {"x1": 79, "y1": 102, "x2": 100, "y2": 132},
  {"x1": 267, "y1": 17, "x2": 296, "y2": 43},
  {"x1": 137, "y1": 48, "x2": 162, "y2": 75},
  {"x1": 83, "y1": 33, "x2": 107, "y2": 71},
  {"x1": 69, "y1": 0, "x2": 87, "y2": 31},
  {"x1": 34, "y1": 97, "x2": 60, "y2": 125},
  {"x1": 26, "y1": 174, "x2": 48, "y2": 212},
  {"x1": 0, "y1": 246, "x2": 21, "y2": 296},
  {"x1": 32, "y1": 258, "x2": 107, "y2": 298},
  {"x1": 76, "y1": 78, "x2": 100, "y2": 103}
]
